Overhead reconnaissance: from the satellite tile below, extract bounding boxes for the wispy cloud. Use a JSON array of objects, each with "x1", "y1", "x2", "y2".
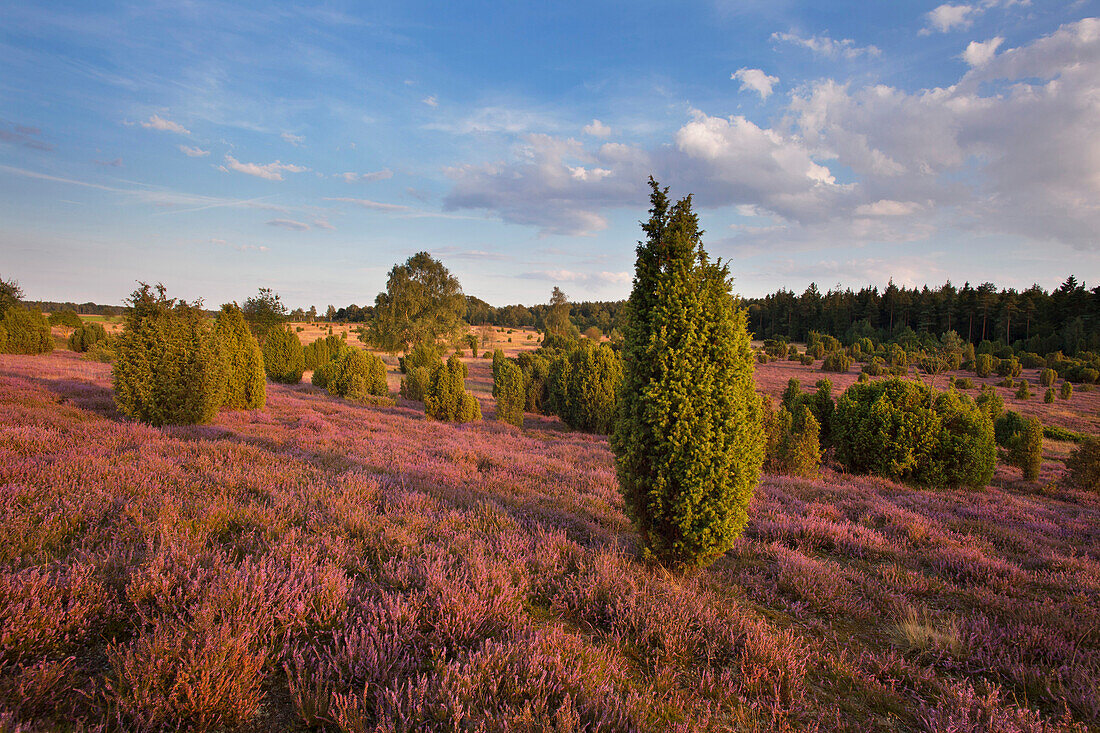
[
  {"x1": 771, "y1": 31, "x2": 881, "y2": 59},
  {"x1": 94, "y1": 157, "x2": 123, "y2": 167},
  {"x1": 323, "y1": 196, "x2": 410, "y2": 212},
  {"x1": 336, "y1": 169, "x2": 393, "y2": 183},
  {"x1": 140, "y1": 114, "x2": 190, "y2": 135},
  {"x1": 422, "y1": 95, "x2": 438, "y2": 107},
  {"x1": 218, "y1": 155, "x2": 308, "y2": 181},
  {"x1": 520, "y1": 269, "x2": 631, "y2": 285},
  {"x1": 211, "y1": 238, "x2": 268, "y2": 253},
  {"x1": 281, "y1": 132, "x2": 304, "y2": 146},
  {"x1": 179, "y1": 145, "x2": 210, "y2": 157},
  {"x1": 0, "y1": 123, "x2": 52, "y2": 151},
  {"x1": 267, "y1": 218, "x2": 310, "y2": 230}
]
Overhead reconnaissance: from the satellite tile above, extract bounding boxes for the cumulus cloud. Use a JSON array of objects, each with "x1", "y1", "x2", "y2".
[
  {"x1": 583, "y1": 119, "x2": 612, "y2": 137},
  {"x1": 732, "y1": 68, "x2": 779, "y2": 99},
  {"x1": 267, "y1": 218, "x2": 311, "y2": 230},
  {"x1": 178, "y1": 145, "x2": 209, "y2": 157},
  {"x1": 219, "y1": 155, "x2": 308, "y2": 181},
  {"x1": 771, "y1": 31, "x2": 880, "y2": 59},
  {"x1": 924, "y1": 4, "x2": 976, "y2": 33},
  {"x1": 141, "y1": 114, "x2": 190, "y2": 135},
  {"x1": 336, "y1": 169, "x2": 394, "y2": 183},
  {"x1": 962, "y1": 36, "x2": 1004, "y2": 66},
  {"x1": 441, "y1": 18, "x2": 1100, "y2": 251}
]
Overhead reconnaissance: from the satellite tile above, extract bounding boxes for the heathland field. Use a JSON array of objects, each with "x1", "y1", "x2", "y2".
[{"x1": 2, "y1": 338, "x2": 1099, "y2": 731}]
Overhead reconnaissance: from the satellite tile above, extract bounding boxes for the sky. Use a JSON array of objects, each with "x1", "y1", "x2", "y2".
[{"x1": 2, "y1": 1, "x2": 1099, "y2": 309}]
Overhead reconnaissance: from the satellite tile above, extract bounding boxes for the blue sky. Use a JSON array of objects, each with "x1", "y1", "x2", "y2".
[{"x1": 2, "y1": 1, "x2": 1099, "y2": 309}]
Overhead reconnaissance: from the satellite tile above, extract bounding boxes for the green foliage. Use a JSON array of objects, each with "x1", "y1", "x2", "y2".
[
  {"x1": 806, "y1": 342, "x2": 825, "y2": 360},
  {"x1": 862, "y1": 356, "x2": 886, "y2": 376},
  {"x1": 1006, "y1": 416, "x2": 1043, "y2": 481},
  {"x1": 262, "y1": 326, "x2": 304, "y2": 384},
  {"x1": 1065, "y1": 437, "x2": 1100, "y2": 492},
  {"x1": 325, "y1": 347, "x2": 389, "y2": 401},
  {"x1": 799, "y1": 353, "x2": 814, "y2": 366},
  {"x1": 49, "y1": 309, "x2": 83, "y2": 328},
  {"x1": 954, "y1": 377, "x2": 975, "y2": 390},
  {"x1": 466, "y1": 334, "x2": 478, "y2": 358},
  {"x1": 242, "y1": 288, "x2": 288, "y2": 341},
  {"x1": 113, "y1": 284, "x2": 225, "y2": 426},
  {"x1": 974, "y1": 353, "x2": 995, "y2": 378},
  {"x1": 1043, "y1": 387, "x2": 1055, "y2": 403},
  {"x1": 544, "y1": 287, "x2": 580, "y2": 341},
  {"x1": 997, "y1": 357, "x2": 1022, "y2": 378},
  {"x1": 822, "y1": 350, "x2": 851, "y2": 373},
  {"x1": 68, "y1": 322, "x2": 108, "y2": 352},
  {"x1": 1043, "y1": 425, "x2": 1088, "y2": 443},
  {"x1": 400, "y1": 365, "x2": 433, "y2": 401},
  {"x1": 611, "y1": 179, "x2": 763, "y2": 567},
  {"x1": 976, "y1": 384, "x2": 1003, "y2": 422},
  {"x1": 1014, "y1": 381, "x2": 1030, "y2": 400},
  {"x1": 302, "y1": 334, "x2": 344, "y2": 371},
  {"x1": 833, "y1": 378, "x2": 995, "y2": 489},
  {"x1": 365, "y1": 252, "x2": 465, "y2": 353},
  {"x1": 0, "y1": 324, "x2": 6, "y2": 352},
  {"x1": 494, "y1": 358, "x2": 526, "y2": 426},
  {"x1": 491, "y1": 348, "x2": 506, "y2": 397},
  {"x1": 1039, "y1": 368, "x2": 1056, "y2": 387},
  {"x1": 401, "y1": 341, "x2": 443, "y2": 374},
  {"x1": 214, "y1": 304, "x2": 265, "y2": 410},
  {"x1": 556, "y1": 341, "x2": 622, "y2": 433},
  {"x1": 1060, "y1": 381, "x2": 1073, "y2": 400},
  {"x1": 2, "y1": 306, "x2": 54, "y2": 354},
  {"x1": 425, "y1": 355, "x2": 481, "y2": 422},
  {"x1": 0, "y1": 276, "x2": 22, "y2": 318},
  {"x1": 994, "y1": 411, "x2": 1028, "y2": 448},
  {"x1": 764, "y1": 400, "x2": 821, "y2": 478}
]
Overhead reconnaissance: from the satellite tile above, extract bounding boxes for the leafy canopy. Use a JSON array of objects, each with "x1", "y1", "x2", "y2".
[{"x1": 365, "y1": 252, "x2": 466, "y2": 353}]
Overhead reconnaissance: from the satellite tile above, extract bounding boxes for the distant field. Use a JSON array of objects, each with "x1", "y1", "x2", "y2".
[{"x1": 1, "y1": 350, "x2": 1097, "y2": 730}]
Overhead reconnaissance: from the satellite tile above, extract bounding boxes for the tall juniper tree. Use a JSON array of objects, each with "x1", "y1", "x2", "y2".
[{"x1": 611, "y1": 178, "x2": 764, "y2": 567}]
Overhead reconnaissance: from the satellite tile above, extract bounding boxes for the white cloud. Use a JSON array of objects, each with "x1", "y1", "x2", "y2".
[
  {"x1": 336, "y1": 169, "x2": 394, "y2": 183},
  {"x1": 732, "y1": 68, "x2": 779, "y2": 99},
  {"x1": 141, "y1": 114, "x2": 190, "y2": 135},
  {"x1": 583, "y1": 119, "x2": 612, "y2": 137},
  {"x1": 854, "y1": 200, "x2": 925, "y2": 216},
  {"x1": 424, "y1": 106, "x2": 557, "y2": 135},
  {"x1": 178, "y1": 145, "x2": 209, "y2": 157},
  {"x1": 924, "y1": 4, "x2": 976, "y2": 33},
  {"x1": 323, "y1": 197, "x2": 411, "y2": 212},
  {"x1": 771, "y1": 31, "x2": 880, "y2": 59},
  {"x1": 267, "y1": 218, "x2": 310, "y2": 230},
  {"x1": 962, "y1": 36, "x2": 1004, "y2": 66},
  {"x1": 422, "y1": 95, "x2": 438, "y2": 107},
  {"x1": 312, "y1": 218, "x2": 336, "y2": 230},
  {"x1": 281, "y1": 132, "x2": 304, "y2": 146},
  {"x1": 219, "y1": 155, "x2": 308, "y2": 181},
  {"x1": 211, "y1": 238, "x2": 269, "y2": 253}
]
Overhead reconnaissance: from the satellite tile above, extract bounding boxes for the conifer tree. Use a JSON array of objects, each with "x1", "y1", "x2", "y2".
[
  {"x1": 494, "y1": 358, "x2": 526, "y2": 426},
  {"x1": 214, "y1": 303, "x2": 266, "y2": 410},
  {"x1": 611, "y1": 179, "x2": 764, "y2": 567},
  {"x1": 262, "y1": 326, "x2": 304, "y2": 384}
]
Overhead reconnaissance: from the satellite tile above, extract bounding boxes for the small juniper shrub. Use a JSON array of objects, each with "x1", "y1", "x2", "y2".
[
  {"x1": 425, "y1": 355, "x2": 481, "y2": 422},
  {"x1": 113, "y1": 284, "x2": 225, "y2": 426},
  {"x1": 214, "y1": 304, "x2": 266, "y2": 410},
  {"x1": 1043, "y1": 387, "x2": 1055, "y2": 403},
  {"x1": 48, "y1": 310, "x2": 82, "y2": 328},
  {"x1": 1039, "y1": 368, "x2": 1056, "y2": 387},
  {"x1": 1008, "y1": 416, "x2": 1043, "y2": 481},
  {"x1": 857, "y1": 371, "x2": 869, "y2": 383},
  {"x1": 494, "y1": 359, "x2": 526, "y2": 427},
  {"x1": 399, "y1": 343, "x2": 442, "y2": 402},
  {"x1": 976, "y1": 384, "x2": 1003, "y2": 422},
  {"x1": 324, "y1": 347, "x2": 389, "y2": 403},
  {"x1": 1065, "y1": 437, "x2": 1100, "y2": 491},
  {"x1": 262, "y1": 327, "x2": 305, "y2": 384},
  {"x1": 997, "y1": 358, "x2": 1022, "y2": 379},
  {"x1": 806, "y1": 342, "x2": 825, "y2": 360},
  {"x1": 68, "y1": 322, "x2": 108, "y2": 353},
  {"x1": 863, "y1": 356, "x2": 887, "y2": 376},
  {"x1": 399, "y1": 366, "x2": 433, "y2": 402},
  {"x1": 1060, "y1": 381, "x2": 1073, "y2": 400},
  {"x1": 955, "y1": 377, "x2": 975, "y2": 390},
  {"x1": 799, "y1": 354, "x2": 814, "y2": 366},
  {"x1": 515, "y1": 351, "x2": 551, "y2": 411},
  {"x1": 787, "y1": 345, "x2": 800, "y2": 361},
  {"x1": 974, "y1": 353, "x2": 995, "y2": 378},
  {"x1": 491, "y1": 349, "x2": 506, "y2": 398},
  {"x1": 555, "y1": 341, "x2": 622, "y2": 433},
  {"x1": 466, "y1": 334, "x2": 478, "y2": 358},
  {"x1": 1014, "y1": 381, "x2": 1030, "y2": 400},
  {"x1": 822, "y1": 350, "x2": 851, "y2": 373},
  {"x1": 302, "y1": 334, "x2": 344, "y2": 372},
  {"x1": 2, "y1": 307, "x2": 53, "y2": 354}
]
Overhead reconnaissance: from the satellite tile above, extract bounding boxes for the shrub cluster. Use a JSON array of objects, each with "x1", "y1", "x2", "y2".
[
  {"x1": 1065, "y1": 438, "x2": 1100, "y2": 492},
  {"x1": 494, "y1": 358, "x2": 526, "y2": 426},
  {"x1": 822, "y1": 350, "x2": 851, "y2": 373},
  {"x1": 262, "y1": 327, "x2": 305, "y2": 384},
  {"x1": 547, "y1": 341, "x2": 622, "y2": 433},
  {"x1": 399, "y1": 343, "x2": 443, "y2": 402},
  {"x1": 68, "y1": 322, "x2": 108, "y2": 353},
  {"x1": 763, "y1": 398, "x2": 821, "y2": 478},
  {"x1": 113, "y1": 285, "x2": 225, "y2": 425},
  {"x1": 1039, "y1": 368, "x2": 1056, "y2": 387},
  {"x1": 2, "y1": 307, "x2": 53, "y2": 354},
  {"x1": 974, "y1": 353, "x2": 995, "y2": 378},
  {"x1": 833, "y1": 378, "x2": 995, "y2": 489},
  {"x1": 425, "y1": 355, "x2": 481, "y2": 422},
  {"x1": 1061, "y1": 381, "x2": 1073, "y2": 400},
  {"x1": 316, "y1": 347, "x2": 389, "y2": 402},
  {"x1": 303, "y1": 334, "x2": 345, "y2": 371}
]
